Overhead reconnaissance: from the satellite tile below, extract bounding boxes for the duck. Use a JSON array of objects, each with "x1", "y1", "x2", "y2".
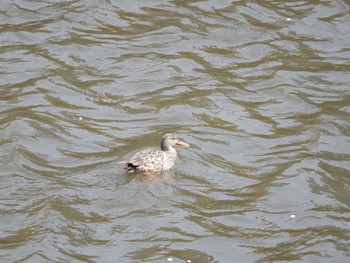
[{"x1": 121, "y1": 134, "x2": 189, "y2": 174}]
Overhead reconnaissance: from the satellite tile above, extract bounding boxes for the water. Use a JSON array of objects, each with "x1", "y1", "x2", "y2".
[{"x1": 1, "y1": 0, "x2": 350, "y2": 262}]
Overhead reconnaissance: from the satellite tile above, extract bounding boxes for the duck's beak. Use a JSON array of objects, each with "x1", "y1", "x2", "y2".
[{"x1": 175, "y1": 139, "x2": 189, "y2": 147}]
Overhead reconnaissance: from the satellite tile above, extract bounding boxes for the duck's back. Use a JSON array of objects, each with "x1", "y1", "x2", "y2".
[
  {"x1": 125, "y1": 148, "x2": 164, "y2": 173},
  {"x1": 125, "y1": 148, "x2": 177, "y2": 174}
]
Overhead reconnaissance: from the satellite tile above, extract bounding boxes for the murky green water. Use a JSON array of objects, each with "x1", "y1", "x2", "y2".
[{"x1": 1, "y1": 1, "x2": 350, "y2": 262}]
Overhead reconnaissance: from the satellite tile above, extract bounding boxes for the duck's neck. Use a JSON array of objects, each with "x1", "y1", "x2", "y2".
[
  {"x1": 162, "y1": 147, "x2": 177, "y2": 158},
  {"x1": 161, "y1": 145, "x2": 176, "y2": 152}
]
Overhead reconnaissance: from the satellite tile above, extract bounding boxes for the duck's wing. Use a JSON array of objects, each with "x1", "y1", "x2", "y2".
[
  {"x1": 118, "y1": 149, "x2": 153, "y2": 165},
  {"x1": 127, "y1": 149, "x2": 164, "y2": 167},
  {"x1": 127, "y1": 150, "x2": 149, "y2": 167}
]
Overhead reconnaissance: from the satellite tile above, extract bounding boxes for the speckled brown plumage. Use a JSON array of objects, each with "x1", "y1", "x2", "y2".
[{"x1": 121, "y1": 134, "x2": 189, "y2": 174}]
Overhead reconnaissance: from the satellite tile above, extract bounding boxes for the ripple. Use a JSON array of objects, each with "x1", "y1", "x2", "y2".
[{"x1": 1, "y1": 0, "x2": 350, "y2": 262}]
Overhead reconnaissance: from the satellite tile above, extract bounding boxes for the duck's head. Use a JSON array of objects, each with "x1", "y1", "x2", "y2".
[{"x1": 161, "y1": 133, "x2": 189, "y2": 151}]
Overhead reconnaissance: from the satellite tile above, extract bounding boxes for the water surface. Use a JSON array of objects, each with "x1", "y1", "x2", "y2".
[{"x1": 1, "y1": 0, "x2": 350, "y2": 262}]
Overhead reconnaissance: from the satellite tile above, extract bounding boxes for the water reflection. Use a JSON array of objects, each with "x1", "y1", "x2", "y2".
[{"x1": 1, "y1": 0, "x2": 350, "y2": 262}]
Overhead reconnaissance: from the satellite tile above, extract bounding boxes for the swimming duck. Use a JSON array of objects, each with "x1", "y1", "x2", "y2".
[{"x1": 121, "y1": 134, "x2": 189, "y2": 174}]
